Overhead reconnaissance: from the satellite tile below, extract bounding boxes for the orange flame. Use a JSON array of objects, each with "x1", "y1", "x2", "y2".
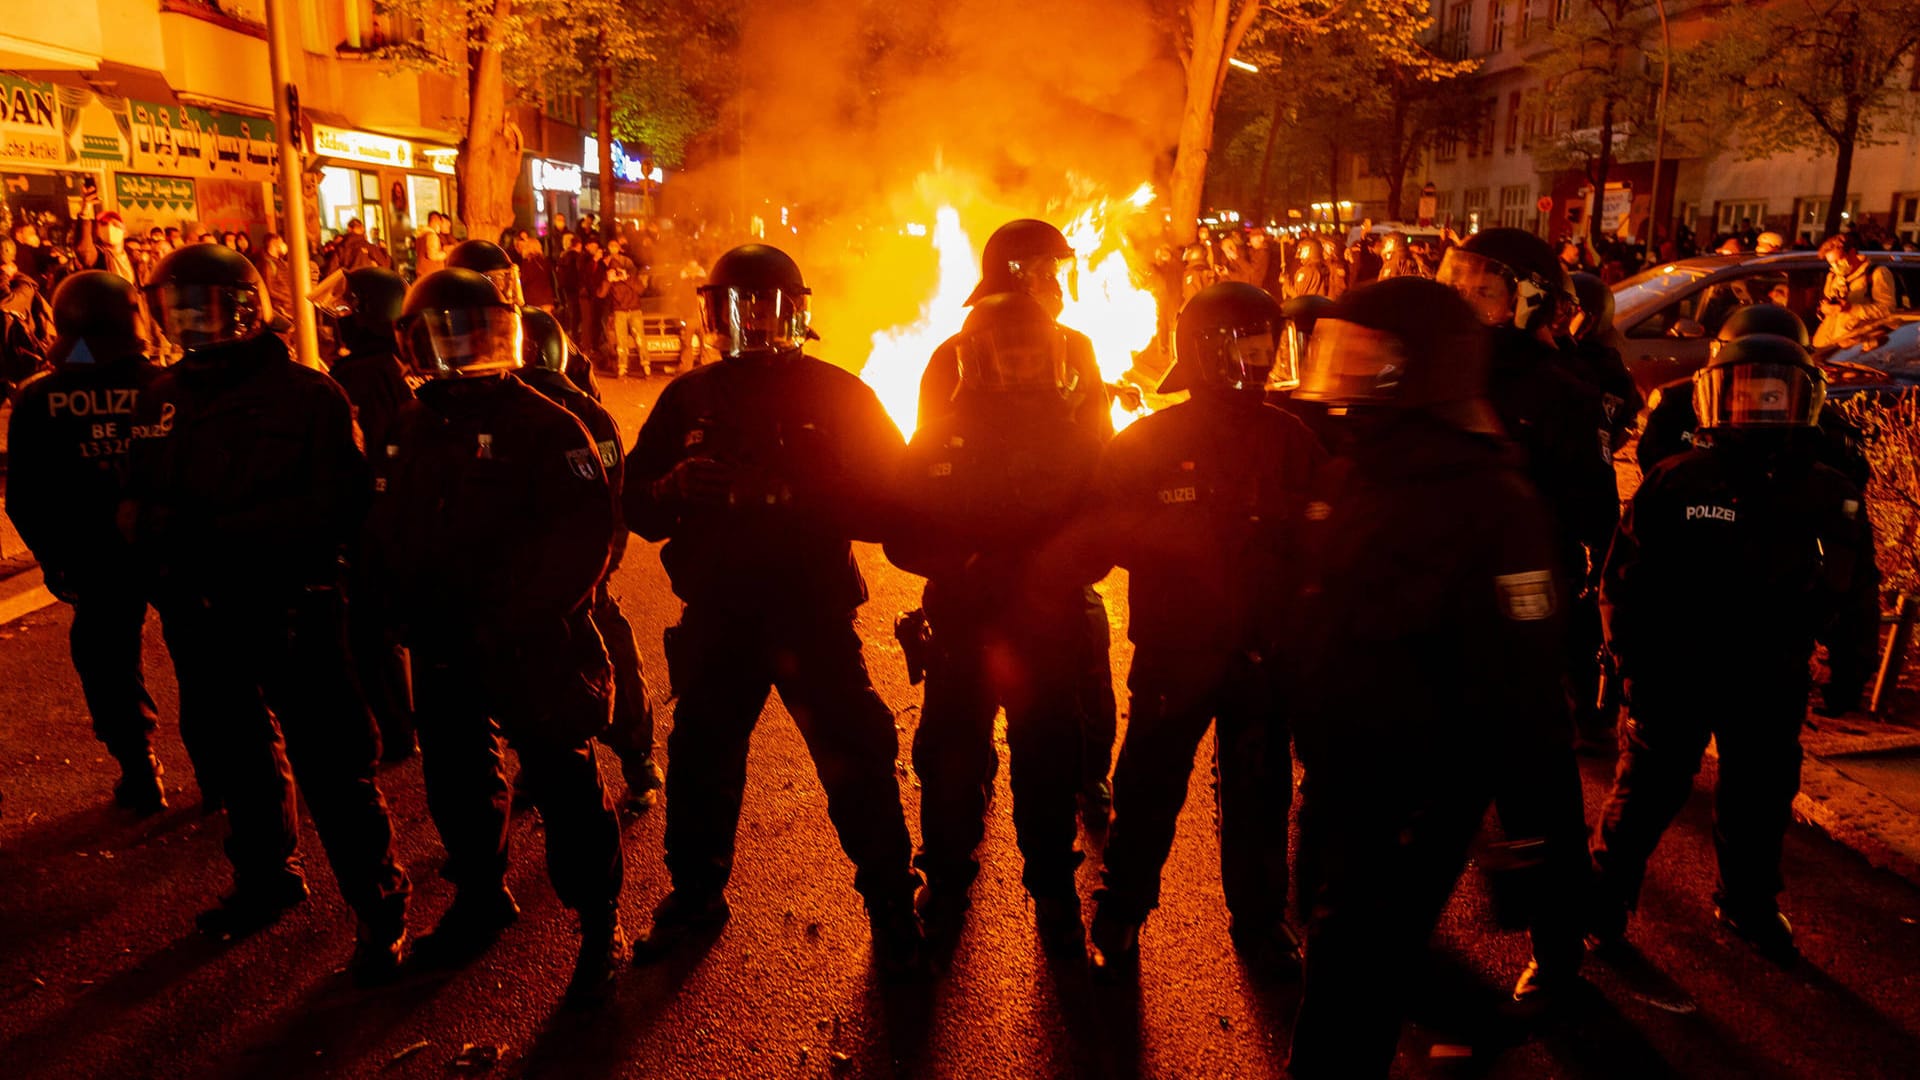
[{"x1": 861, "y1": 187, "x2": 1161, "y2": 437}]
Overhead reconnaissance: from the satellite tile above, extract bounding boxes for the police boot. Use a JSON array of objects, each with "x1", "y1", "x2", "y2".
[
  {"x1": 912, "y1": 870, "x2": 974, "y2": 943},
  {"x1": 195, "y1": 870, "x2": 310, "y2": 939},
  {"x1": 633, "y1": 889, "x2": 731, "y2": 965},
  {"x1": 350, "y1": 918, "x2": 411, "y2": 987},
  {"x1": 1088, "y1": 907, "x2": 1141, "y2": 978},
  {"x1": 112, "y1": 748, "x2": 167, "y2": 816},
  {"x1": 565, "y1": 906, "x2": 629, "y2": 1006},
  {"x1": 1715, "y1": 900, "x2": 1795, "y2": 962},
  {"x1": 1079, "y1": 780, "x2": 1113, "y2": 833},
  {"x1": 867, "y1": 876, "x2": 927, "y2": 979},
  {"x1": 621, "y1": 757, "x2": 665, "y2": 814},
  {"x1": 418, "y1": 886, "x2": 520, "y2": 968},
  {"x1": 1229, "y1": 917, "x2": 1304, "y2": 982},
  {"x1": 1034, "y1": 892, "x2": 1085, "y2": 955}
]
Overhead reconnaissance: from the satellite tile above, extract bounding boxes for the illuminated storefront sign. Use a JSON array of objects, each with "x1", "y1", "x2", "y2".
[
  {"x1": 532, "y1": 158, "x2": 582, "y2": 194},
  {"x1": 129, "y1": 100, "x2": 276, "y2": 181},
  {"x1": 313, "y1": 124, "x2": 414, "y2": 169},
  {"x1": 581, "y1": 136, "x2": 647, "y2": 182}
]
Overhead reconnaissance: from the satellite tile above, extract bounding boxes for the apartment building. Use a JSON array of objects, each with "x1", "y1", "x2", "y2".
[{"x1": 1366, "y1": 0, "x2": 1920, "y2": 245}]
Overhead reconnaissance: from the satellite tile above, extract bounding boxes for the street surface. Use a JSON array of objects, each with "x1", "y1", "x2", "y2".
[{"x1": 2, "y1": 376, "x2": 1919, "y2": 1079}]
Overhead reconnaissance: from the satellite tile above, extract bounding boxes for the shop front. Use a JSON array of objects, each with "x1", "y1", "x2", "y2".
[
  {"x1": 0, "y1": 70, "x2": 131, "y2": 244},
  {"x1": 530, "y1": 157, "x2": 582, "y2": 230},
  {"x1": 580, "y1": 135, "x2": 658, "y2": 226},
  {"x1": 308, "y1": 121, "x2": 457, "y2": 271},
  {"x1": 124, "y1": 97, "x2": 279, "y2": 240}
]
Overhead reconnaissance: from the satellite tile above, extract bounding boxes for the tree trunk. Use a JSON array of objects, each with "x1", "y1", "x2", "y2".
[
  {"x1": 1169, "y1": 49, "x2": 1225, "y2": 247},
  {"x1": 1384, "y1": 92, "x2": 1410, "y2": 220},
  {"x1": 458, "y1": 0, "x2": 521, "y2": 242},
  {"x1": 1327, "y1": 137, "x2": 1342, "y2": 230},
  {"x1": 1589, "y1": 98, "x2": 1615, "y2": 243},
  {"x1": 1252, "y1": 99, "x2": 1284, "y2": 224},
  {"x1": 597, "y1": 44, "x2": 615, "y2": 236},
  {"x1": 1824, "y1": 110, "x2": 1858, "y2": 239}
]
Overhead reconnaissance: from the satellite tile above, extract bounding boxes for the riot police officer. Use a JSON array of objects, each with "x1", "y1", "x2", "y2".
[
  {"x1": 624, "y1": 244, "x2": 921, "y2": 971},
  {"x1": 1559, "y1": 271, "x2": 1643, "y2": 447},
  {"x1": 308, "y1": 265, "x2": 416, "y2": 760},
  {"x1": 1591, "y1": 333, "x2": 1879, "y2": 959},
  {"x1": 516, "y1": 307, "x2": 663, "y2": 811},
  {"x1": 1284, "y1": 278, "x2": 1583, "y2": 1078},
  {"x1": 6, "y1": 271, "x2": 168, "y2": 812},
  {"x1": 124, "y1": 244, "x2": 411, "y2": 982},
  {"x1": 1084, "y1": 283, "x2": 1324, "y2": 976},
  {"x1": 888, "y1": 291, "x2": 1107, "y2": 951},
  {"x1": 366, "y1": 268, "x2": 626, "y2": 1002},
  {"x1": 1638, "y1": 304, "x2": 1868, "y2": 487},
  {"x1": 914, "y1": 217, "x2": 1120, "y2": 824}
]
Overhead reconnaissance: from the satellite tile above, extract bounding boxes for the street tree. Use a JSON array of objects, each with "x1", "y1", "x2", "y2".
[
  {"x1": 1696, "y1": 0, "x2": 1920, "y2": 238},
  {"x1": 1531, "y1": 0, "x2": 1665, "y2": 242}
]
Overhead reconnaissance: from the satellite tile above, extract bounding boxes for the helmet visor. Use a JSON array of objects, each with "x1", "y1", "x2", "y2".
[
  {"x1": 482, "y1": 265, "x2": 522, "y2": 306},
  {"x1": 308, "y1": 270, "x2": 353, "y2": 318},
  {"x1": 954, "y1": 323, "x2": 1068, "y2": 392},
  {"x1": 1270, "y1": 323, "x2": 1304, "y2": 391},
  {"x1": 151, "y1": 281, "x2": 267, "y2": 350},
  {"x1": 1006, "y1": 255, "x2": 1073, "y2": 305},
  {"x1": 700, "y1": 286, "x2": 807, "y2": 358},
  {"x1": 1693, "y1": 362, "x2": 1824, "y2": 428},
  {"x1": 1186, "y1": 325, "x2": 1276, "y2": 391},
  {"x1": 415, "y1": 305, "x2": 522, "y2": 377},
  {"x1": 1437, "y1": 249, "x2": 1521, "y2": 327},
  {"x1": 1293, "y1": 319, "x2": 1408, "y2": 404}
]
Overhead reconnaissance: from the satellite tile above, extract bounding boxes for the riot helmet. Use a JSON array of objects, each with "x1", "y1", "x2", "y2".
[
  {"x1": 965, "y1": 219, "x2": 1076, "y2": 310},
  {"x1": 398, "y1": 268, "x2": 523, "y2": 379},
  {"x1": 1293, "y1": 276, "x2": 1500, "y2": 435},
  {"x1": 697, "y1": 244, "x2": 812, "y2": 360},
  {"x1": 953, "y1": 292, "x2": 1068, "y2": 394},
  {"x1": 446, "y1": 239, "x2": 523, "y2": 306},
  {"x1": 309, "y1": 266, "x2": 407, "y2": 356},
  {"x1": 520, "y1": 307, "x2": 569, "y2": 373},
  {"x1": 1160, "y1": 282, "x2": 1285, "y2": 397},
  {"x1": 143, "y1": 243, "x2": 275, "y2": 354},
  {"x1": 1567, "y1": 272, "x2": 1615, "y2": 342},
  {"x1": 1693, "y1": 333, "x2": 1825, "y2": 429},
  {"x1": 1710, "y1": 302, "x2": 1809, "y2": 360},
  {"x1": 51, "y1": 270, "x2": 146, "y2": 363},
  {"x1": 1437, "y1": 227, "x2": 1562, "y2": 332}
]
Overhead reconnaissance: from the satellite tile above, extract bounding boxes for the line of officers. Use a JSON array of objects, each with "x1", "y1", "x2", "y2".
[{"x1": 4, "y1": 216, "x2": 1878, "y2": 1072}]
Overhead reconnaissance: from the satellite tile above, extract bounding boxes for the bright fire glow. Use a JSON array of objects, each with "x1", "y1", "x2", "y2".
[{"x1": 861, "y1": 188, "x2": 1161, "y2": 437}]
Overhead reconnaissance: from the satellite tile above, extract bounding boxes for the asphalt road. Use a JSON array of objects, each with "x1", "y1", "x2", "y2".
[{"x1": 3, "y1": 375, "x2": 1919, "y2": 1080}]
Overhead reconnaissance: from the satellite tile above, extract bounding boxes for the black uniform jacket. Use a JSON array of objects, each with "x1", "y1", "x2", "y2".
[
  {"x1": 1291, "y1": 415, "x2": 1569, "y2": 790},
  {"x1": 1488, "y1": 329, "x2": 1621, "y2": 584},
  {"x1": 518, "y1": 366, "x2": 628, "y2": 570},
  {"x1": 1602, "y1": 435, "x2": 1879, "y2": 695},
  {"x1": 624, "y1": 354, "x2": 905, "y2": 615},
  {"x1": 886, "y1": 391, "x2": 1104, "y2": 623},
  {"x1": 327, "y1": 347, "x2": 414, "y2": 455},
  {"x1": 917, "y1": 325, "x2": 1114, "y2": 442},
  {"x1": 1086, "y1": 396, "x2": 1324, "y2": 656},
  {"x1": 366, "y1": 375, "x2": 611, "y2": 642},
  {"x1": 7, "y1": 351, "x2": 163, "y2": 582},
  {"x1": 126, "y1": 336, "x2": 368, "y2": 596}
]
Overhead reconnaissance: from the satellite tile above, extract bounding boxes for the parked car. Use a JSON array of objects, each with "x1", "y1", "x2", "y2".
[
  {"x1": 1611, "y1": 251, "x2": 1920, "y2": 396},
  {"x1": 1813, "y1": 313, "x2": 1920, "y2": 404}
]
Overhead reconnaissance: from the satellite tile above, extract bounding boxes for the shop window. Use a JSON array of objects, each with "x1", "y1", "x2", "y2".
[
  {"x1": 1714, "y1": 201, "x2": 1766, "y2": 236},
  {"x1": 1793, "y1": 196, "x2": 1860, "y2": 245}
]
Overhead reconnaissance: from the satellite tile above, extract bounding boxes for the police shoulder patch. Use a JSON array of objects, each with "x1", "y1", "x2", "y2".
[
  {"x1": 597, "y1": 438, "x2": 619, "y2": 467},
  {"x1": 1495, "y1": 570, "x2": 1556, "y2": 621},
  {"x1": 565, "y1": 446, "x2": 600, "y2": 480}
]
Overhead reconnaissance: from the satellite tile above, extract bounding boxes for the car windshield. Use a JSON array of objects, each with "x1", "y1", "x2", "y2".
[{"x1": 1612, "y1": 263, "x2": 1716, "y2": 322}]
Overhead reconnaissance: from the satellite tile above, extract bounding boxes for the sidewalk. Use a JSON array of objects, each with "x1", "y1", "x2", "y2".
[{"x1": 1794, "y1": 713, "x2": 1920, "y2": 887}]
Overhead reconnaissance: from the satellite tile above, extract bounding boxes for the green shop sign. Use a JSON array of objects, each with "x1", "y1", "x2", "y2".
[{"x1": 115, "y1": 172, "x2": 197, "y2": 214}]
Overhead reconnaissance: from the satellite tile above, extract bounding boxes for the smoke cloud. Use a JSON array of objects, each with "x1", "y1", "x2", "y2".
[{"x1": 668, "y1": 0, "x2": 1180, "y2": 374}]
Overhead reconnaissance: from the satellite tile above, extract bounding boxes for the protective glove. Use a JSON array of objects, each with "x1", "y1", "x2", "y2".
[{"x1": 648, "y1": 457, "x2": 733, "y2": 507}]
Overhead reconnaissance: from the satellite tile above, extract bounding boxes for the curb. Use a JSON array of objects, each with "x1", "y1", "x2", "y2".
[
  {"x1": 1795, "y1": 756, "x2": 1920, "y2": 888},
  {"x1": 0, "y1": 558, "x2": 55, "y2": 627}
]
